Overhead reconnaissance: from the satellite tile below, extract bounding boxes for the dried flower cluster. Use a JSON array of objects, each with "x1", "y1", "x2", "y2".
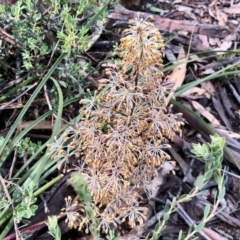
[{"x1": 50, "y1": 18, "x2": 183, "y2": 233}]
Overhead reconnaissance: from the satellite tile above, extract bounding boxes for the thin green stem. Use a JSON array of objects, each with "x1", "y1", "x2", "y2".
[{"x1": 33, "y1": 174, "x2": 63, "y2": 197}]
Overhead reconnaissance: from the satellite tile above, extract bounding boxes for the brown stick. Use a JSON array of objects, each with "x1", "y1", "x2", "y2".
[
  {"x1": 108, "y1": 5, "x2": 233, "y2": 38},
  {"x1": 0, "y1": 27, "x2": 22, "y2": 48}
]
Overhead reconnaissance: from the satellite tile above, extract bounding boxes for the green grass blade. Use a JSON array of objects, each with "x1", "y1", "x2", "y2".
[
  {"x1": 9, "y1": 96, "x2": 80, "y2": 156},
  {"x1": 24, "y1": 77, "x2": 64, "y2": 188},
  {"x1": 85, "y1": 0, "x2": 111, "y2": 28},
  {"x1": 0, "y1": 52, "x2": 66, "y2": 167},
  {"x1": 15, "y1": 105, "x2": 81, "y2": 186},
  {"x1": 174, "y1": 69, "x2": 240, "y2": 97},
  {"x1": 13, "y1": 141, "x2": 49, "y2": 179},
  {"x1": 171, "y1": 99, "x2": 240, "y2": 170},
  {"x1": 0, "y1": 76, "x2": 39, "y2": 102},
  {"x1": 33, "y1": 174, "x2": 64, "y2": 197},
  {"x1": 0, "y1": 218, "x2": 13, "y2": 240},
  {"x1": 49, "y1": 77, "x2": 64, "y2": 142}
]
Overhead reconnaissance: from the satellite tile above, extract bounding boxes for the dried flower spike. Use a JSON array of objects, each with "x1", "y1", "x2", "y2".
[{"x1": 52, "y1": 18, "x2": 184, "y2": 233}]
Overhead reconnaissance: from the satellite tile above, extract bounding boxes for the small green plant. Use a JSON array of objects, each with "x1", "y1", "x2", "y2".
[
  {"x1": 0, "y1": 136, "x2": 42, "y2": 164},
  {"x1": 16, "y1": 137, "x2": 42, "y2": 158},
  {"x1": 0, "y1": 0, "x2": 108, "y2": 97},
  {"x1": 0, "y1": 0, "x2": 110, "y2": 238},
  {"x1": 69, "y1": 172, "x2": 101, "y2": 238},
  {"x1": 68, "y1": 172, "x2": 120, "y2": 240},
  {"x1": 0, "y1": 182, "x2": 38, "y2": 224},
  {"x1": 0, "y1": 136, "x2": 42, "y2": 160},
  {"x1": 152, "y1": 134, "x2": 226, "y2": 240},
  {"x1": 46, "y1": 216, "x2": 61, "y2": 240},
  {"x1": 13, "y1": 184, "x2": 38, "y2": 224}
]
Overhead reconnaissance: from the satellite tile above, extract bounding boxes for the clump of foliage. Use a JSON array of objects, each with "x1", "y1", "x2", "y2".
[
  {"x1": 152, "y1": 134, "x2": 226, "y2": 240},
  {"x1": 46, "y1": 216, "x2": 61, "y2": 240},
  {"x1": 0, "y1": 183, "x2": 38, "y2": 223},
  {"x1": 50, "y1": 17, "x2": 183, "y2": 233},
  {"x1": 0, "y1": 136, "x2": 41, "y2": 160},
  {"x1": 0, "y1": 0, "x2": 107, "y2": 94},
  {"x1": 0, "y1": 0, "x2": 110, "y2": 239},
  {"x1": 16, "y1": 137, "x2": 42, "y2": 158}
]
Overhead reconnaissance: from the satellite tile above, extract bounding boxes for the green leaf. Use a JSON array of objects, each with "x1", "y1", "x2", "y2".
[
  {"x1": 210, "y1": 134, "x2": 226, "y2": 150},
  {"x1": 69, "y1": 172, "x2": 92, "y2": 204},
  {"x1": 177, "y1": 230, "x2": 183, "y2": 240},
  {"x1": 164, "y1": 204, "x2": 169, "y2": 212},
  {"x1": 85, "y1": 0, "x2": 111, "y2": 29},
  {"x1": 171, "y1": 197, "x2": 177, "y2": 206},
  {"x1": 213, "y1": 172, "x2": 220, "y2": 184},
  {"x1": 146, "y1": 3, "x2": 165, "y2": 13},
  {"x1": 31, "y1": 205, "x2": 38, "y2": 212},
  {"x1": 204, "y1": 170, "x2": 213, "y2": 180},
  {"x1": 203, "y1": 204, "x2": 210, "y2": 219},
  {"x1": 188, "y1": 224, "x2": 194, "y2": 234},
  {"x1": 0, "y1": 4, "x2": 6, "y2": 13},
  {"x1": 194, "y1": 190, "x2": 208, "y2": 197},
  {"x1": 178, "y1": 194, "x2": 192, "y2": 202},
  {"x1": 218, "y1": 186, "x2": 226, "y2": 201},
  {"x1": 195, "y1": 222, "x2": 205, "y2": 232},
  {"x1": 59, "y1": 80, "x2": 67, "y2": 88},
  {"x1": 46, "y1": 216, "x2": 61, "y2": 240},
  {"x1": 33, "y1": 13, "x2": 41, "y2": 22},
  {"x1": 191, "y1": 142, "x2": 209, "y2": 158},
  {"x1": 25, "y1": 208, "x2": 34, "y2": 218},
  {"x1": 16, "y1": 206, "x2": 25, "y2": 214},
  {"x1": 196, "y1": 175, "x2": 205, "y2": 188},
  {"x1": 163, "y1": 212, "x2": 170, "y2": 221}
]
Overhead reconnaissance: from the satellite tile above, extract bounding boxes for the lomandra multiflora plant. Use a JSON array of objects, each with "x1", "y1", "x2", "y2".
[{"x1": 50, "y1": 17, "x2": 184, "y2": 233}]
